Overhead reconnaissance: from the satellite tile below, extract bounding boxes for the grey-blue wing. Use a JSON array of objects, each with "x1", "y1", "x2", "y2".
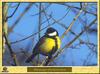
[{"x1": 32, "y1": 36, "x2": 45, "y2": 53}]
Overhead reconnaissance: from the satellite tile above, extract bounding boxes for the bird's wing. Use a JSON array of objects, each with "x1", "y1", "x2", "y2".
[{"x1": 32, "y1": 36, "x2": 45, "y2": 53}]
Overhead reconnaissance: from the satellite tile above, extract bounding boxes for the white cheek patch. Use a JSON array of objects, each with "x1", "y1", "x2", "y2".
[{"x1": 48, "y1": 31, "x2": 57, "y2": 36}]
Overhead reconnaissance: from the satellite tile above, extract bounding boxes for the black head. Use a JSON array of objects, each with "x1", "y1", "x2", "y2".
[{"x1": 45, "y1": 27, "x2": 59, "y2": 37}]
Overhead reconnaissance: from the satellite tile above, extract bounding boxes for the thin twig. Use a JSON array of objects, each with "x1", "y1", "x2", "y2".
[
  {"x1": 42, "y1": 6, "x2": 82, "y2": 42},
  {"x1": 60, "y1": 4, "x2": 86, "y2": 40},
  {"x1": 37, "y1": 3, "x2": 42, "y2": 65},
  {"x1": 42, "y1": 4, "x2": 50, "y2": 26},
  {"x1": 9, "y1": 3, "x2": 33, "y2": 33},
  {"x1": 10, "y1": 9, "x2": 69, "y2": 44},
  {"x1": 55, "y1": 3, "x2": 97, "y2": 16},
  {"x1": 42, "y1": 5, "x2": 81, "y2": 39},
  {"x1": 31, "y1": 3, "x2": 51, "y2": 17},
  {"x1": 38, "y1": 3, "x2": 42, "y2": 39},
  {"x1": 6, "y1": 3, "x2": 20, "y2": 21}
]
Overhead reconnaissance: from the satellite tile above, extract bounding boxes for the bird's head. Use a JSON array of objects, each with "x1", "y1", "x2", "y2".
[{"x1": 45, "y1": 27, "x2": 59, "y2": 37}]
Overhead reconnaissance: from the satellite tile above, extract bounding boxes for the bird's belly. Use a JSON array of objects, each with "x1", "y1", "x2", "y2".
[
  {"x1": 39, "y1": 38, "x2": 55, "y2": 54},
  {"x1": 39, "y1": 37, "x2": 61, "y2": 55}
]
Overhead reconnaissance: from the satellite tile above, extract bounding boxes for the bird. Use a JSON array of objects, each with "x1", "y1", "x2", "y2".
[{"x1": 25, "y1": 27, "x2": 61, "y2": 65}]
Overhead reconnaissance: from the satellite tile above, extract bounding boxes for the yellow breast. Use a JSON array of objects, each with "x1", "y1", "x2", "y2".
[{"x1": 39, "y1": 36, "x2": 61, "y2": 54}]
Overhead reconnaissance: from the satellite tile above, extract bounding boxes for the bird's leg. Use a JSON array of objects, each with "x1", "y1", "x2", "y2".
[
  {"x1": 44, "y1": 55, "x2": 52, "y2": 66},
  {"x1": 44, "y1": 46, "x2": 56, "y2": 66}
]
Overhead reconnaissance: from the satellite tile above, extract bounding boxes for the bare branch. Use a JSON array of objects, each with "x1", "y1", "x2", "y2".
[
  {"x1": 9, "y1": 3, "x2": 33, "y2": 33},
  {"x1": 6, "y1": 3, "x2": 20, "y2": 22},
  {"x1": 10, "y1": 9, "x2": 69, "y2": 44},
  {"x1": 55, "y1": 3, "x2": 97, "y2": 16},
  {"x1": 3, "y1": 32, "x2": 19, "y2": 66},
  {"x1": 31, "y1": 3, "x2": 51, "y2": 16},
  {"x1": 60, "y1": 4, "x2": 86, "y2": 40}
]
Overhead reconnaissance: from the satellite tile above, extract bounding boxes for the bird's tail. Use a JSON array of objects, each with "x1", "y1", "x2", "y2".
[{"x1": 25, "y1": 53, "x2": 36, "y2": 63}]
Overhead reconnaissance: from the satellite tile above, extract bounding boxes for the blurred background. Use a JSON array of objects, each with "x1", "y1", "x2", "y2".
[{"x1": 3, "y1": 2, "x2": 97, "y2": 66}]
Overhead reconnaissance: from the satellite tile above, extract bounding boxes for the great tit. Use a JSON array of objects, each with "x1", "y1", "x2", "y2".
[{"x1": 25, "y1": 27, "x2": 61, "y2": 65}]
